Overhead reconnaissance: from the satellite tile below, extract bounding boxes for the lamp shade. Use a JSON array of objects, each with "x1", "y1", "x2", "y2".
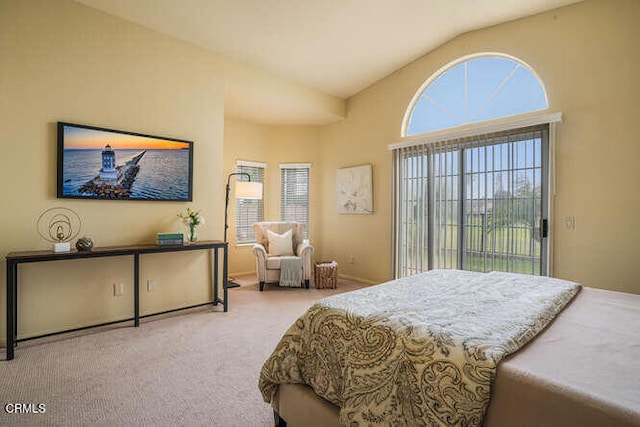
[{"x1": 235, "y1": 181, "x2": 263, "y2": 200}]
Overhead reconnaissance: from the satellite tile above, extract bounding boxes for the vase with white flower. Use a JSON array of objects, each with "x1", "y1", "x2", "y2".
[{"x1": 178, "y1": 208, "x2": 204, "y2": 244}]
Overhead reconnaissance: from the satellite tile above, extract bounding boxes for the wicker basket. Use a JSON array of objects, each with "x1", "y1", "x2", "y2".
[{"x1": 314, "y1": 261, "x2": 338, "y2": 289}]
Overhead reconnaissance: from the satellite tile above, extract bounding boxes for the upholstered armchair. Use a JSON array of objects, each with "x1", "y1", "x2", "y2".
[{"x1": 252, "y1": 222, "x2": 314, "y2": 291}]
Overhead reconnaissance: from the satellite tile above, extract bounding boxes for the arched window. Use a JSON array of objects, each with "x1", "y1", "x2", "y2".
[
  {"x1": 404, "y1": 54, "x2": 548, "y2": 136},
  {"x1": 393, "y1": 54, "x2": 556, "y2": 279}
]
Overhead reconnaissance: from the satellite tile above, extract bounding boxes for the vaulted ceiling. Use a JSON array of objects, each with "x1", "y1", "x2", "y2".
[{"x1": 75, "y1": 0, "x2": 581, "y2": 124}]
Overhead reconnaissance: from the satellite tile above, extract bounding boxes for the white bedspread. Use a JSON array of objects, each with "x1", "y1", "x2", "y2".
[{"x1": 259, "y1": 269, "x2": 580, "y2": 426}]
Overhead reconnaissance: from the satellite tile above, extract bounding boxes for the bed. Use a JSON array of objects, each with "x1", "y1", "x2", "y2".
[{"x1": 259, "y1": 270, "x2": 640, "y2": 426}]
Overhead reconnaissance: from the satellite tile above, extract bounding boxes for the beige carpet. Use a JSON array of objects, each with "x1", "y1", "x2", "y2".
[{"x1": 0, "y1": 277, "x2": 367, "y2": 426}]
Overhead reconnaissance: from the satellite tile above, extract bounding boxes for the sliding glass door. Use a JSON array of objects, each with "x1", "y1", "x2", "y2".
[{"x1": 393, "y1": 125, "x2": 549, "y2": 278}]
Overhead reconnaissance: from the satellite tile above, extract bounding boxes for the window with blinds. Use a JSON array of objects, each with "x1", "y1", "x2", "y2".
[
  {"x1": 280, "y1": 164, "x2": 310, "y2": 239},
  {"x1": 236, "y1": 161, "x2": 265, "y2": 244},
  {"x1": 392, "y1": 125, "x2": 549, "y2": 278}
]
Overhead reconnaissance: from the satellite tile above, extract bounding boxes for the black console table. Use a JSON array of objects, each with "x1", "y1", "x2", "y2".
[{"x1": 5, "y1": 240, "x2": 228, "y2": 360}]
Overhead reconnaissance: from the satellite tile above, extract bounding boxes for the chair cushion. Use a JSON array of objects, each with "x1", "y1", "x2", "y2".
[
  {"x1": 267, "y1": 229, "x2": 294, "y2": 256},
  {"x1": 266, "y1": 256, "x2": 302, "y2": 270},
  {"x1": 254, "y1": 222, "x2": 304, "y2": 253}
]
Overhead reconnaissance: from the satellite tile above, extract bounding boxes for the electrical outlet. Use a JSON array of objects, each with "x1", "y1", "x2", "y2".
[
  {"x1": 147, "y1": 280, "x2": 155, "y2": 292},
  {"x1": 113, "y1": 282, "x2": 124, "y2": 296},
  {"x1": 564, "y1": 216, "x2": 575, "y2": 231},
  {"x1": 349, "y1": 254, "x2": 355, "y2": 264}
]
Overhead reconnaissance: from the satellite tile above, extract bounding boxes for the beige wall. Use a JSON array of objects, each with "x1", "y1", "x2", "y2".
[
  {"x1": 0, "y1": 0, "x2": 228, "y2": 343},
  {"x1": 224, "y1": 119, "x2": 323, "y2": 276},
  {"x1": 319, "y1": 0, "x2": 640, "y2": 293}
]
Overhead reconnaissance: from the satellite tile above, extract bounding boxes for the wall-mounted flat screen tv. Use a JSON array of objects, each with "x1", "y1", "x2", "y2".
[{"x1": 57, "y1": 122, "x2": 193, "y2": 201}]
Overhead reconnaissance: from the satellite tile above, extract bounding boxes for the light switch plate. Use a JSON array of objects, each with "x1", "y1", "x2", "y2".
[{"x1": 114, "y1": 282, "x2": 124, "y2": 296}]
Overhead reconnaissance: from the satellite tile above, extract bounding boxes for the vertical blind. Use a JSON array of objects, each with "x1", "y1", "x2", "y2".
[
  {"x1": 280, "y1": 164, "x2": 310, "y2": 239},
  {"x1": 236, "y1": 161, "x2": 265, "y2": 244},
  {"x1": 392, "y1": 124, "x2": 548, "y2": 278}
]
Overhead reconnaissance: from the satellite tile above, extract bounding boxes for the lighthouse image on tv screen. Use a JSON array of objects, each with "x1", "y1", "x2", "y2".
[{"x1": 57, "y1": 122, "x2": 193, "y2": 201}]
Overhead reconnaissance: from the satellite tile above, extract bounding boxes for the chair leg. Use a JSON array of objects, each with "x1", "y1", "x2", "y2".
[
  {"x1": 305, "y1": 279, "x2": 309, "y2": 289},
  {"x1": 274, "y1": 410, "x2": 287, "y2": 427},
  {"x1": 260, "y1": 281, "x2": 265, "y2": 292}
]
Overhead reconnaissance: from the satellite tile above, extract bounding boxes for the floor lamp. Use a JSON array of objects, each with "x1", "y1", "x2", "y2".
[{"x1": 224, "y1": 172, "x2": 263, "y2": 288}]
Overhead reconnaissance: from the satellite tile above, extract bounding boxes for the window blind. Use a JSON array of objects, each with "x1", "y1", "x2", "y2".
[
  {"x1": 236, "y1": 162, "x2": 265, "y2": 244},
  {"x1": 392, "y1": 124, "x2": 549, "y2": 278},
  {"x1": 280, "y1": 164, "x2": 310, "y2": 239}
]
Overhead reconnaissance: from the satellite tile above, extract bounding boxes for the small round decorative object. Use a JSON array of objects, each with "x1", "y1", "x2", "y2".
[{"x1": 75, "y1": 237, "x2": 94, "y2": 251}]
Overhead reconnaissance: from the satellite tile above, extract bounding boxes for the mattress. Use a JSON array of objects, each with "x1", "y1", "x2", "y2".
[{"x1": 274, "y1": 287, "x2": 640, "y2": 426}]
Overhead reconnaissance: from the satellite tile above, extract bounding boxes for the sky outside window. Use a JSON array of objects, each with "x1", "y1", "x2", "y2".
[{"x1": 407, "y1": 56, "x2": 548, "y2": 136}]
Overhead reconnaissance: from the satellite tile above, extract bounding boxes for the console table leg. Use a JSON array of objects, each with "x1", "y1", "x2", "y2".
[
  {"x1": 12, "y1": 262, "x2": 17, "y2": 342},
  {"x1": 6, "y1": 260, "x2": 15, "y2": 360},
  {"x1": 223, "y1": 244, "x2": 228, "y2": 312},
  {"x1": 213, "y1": 248, "x2": 219, "y2": 306},
  {"x1": 134, "y1": 253, "x2": 140, "y2": 327}
]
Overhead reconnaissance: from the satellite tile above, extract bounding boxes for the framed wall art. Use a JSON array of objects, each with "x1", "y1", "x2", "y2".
[{"x1": 336, "y1": 164, "x2": 373, "y2": 214}]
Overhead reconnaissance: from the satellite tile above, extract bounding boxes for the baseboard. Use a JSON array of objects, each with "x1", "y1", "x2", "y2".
[
  {"x1": 337, "y1": 274, "x2": 378, "y2": 285},
  {"x1": 230, "y1": 271, "x2": 376, "y2": 284}
]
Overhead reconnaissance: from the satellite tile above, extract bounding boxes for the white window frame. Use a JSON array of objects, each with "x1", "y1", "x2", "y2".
[
  {"x1": 235, "y1": 160, "x2": 266, "y2": 245},
  {"x1": 280, "y1": 163, "x2": 311, "y2": 239}
]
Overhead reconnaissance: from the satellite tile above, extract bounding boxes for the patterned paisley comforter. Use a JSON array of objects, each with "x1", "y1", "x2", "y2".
[{"x1": 259, "y1": 269, "x2": 580, "y2": 426}]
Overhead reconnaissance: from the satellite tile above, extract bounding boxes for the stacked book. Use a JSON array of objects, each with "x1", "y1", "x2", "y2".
[{"x1": 157, "y1": 232, "x2": 184, "y2": 246}]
